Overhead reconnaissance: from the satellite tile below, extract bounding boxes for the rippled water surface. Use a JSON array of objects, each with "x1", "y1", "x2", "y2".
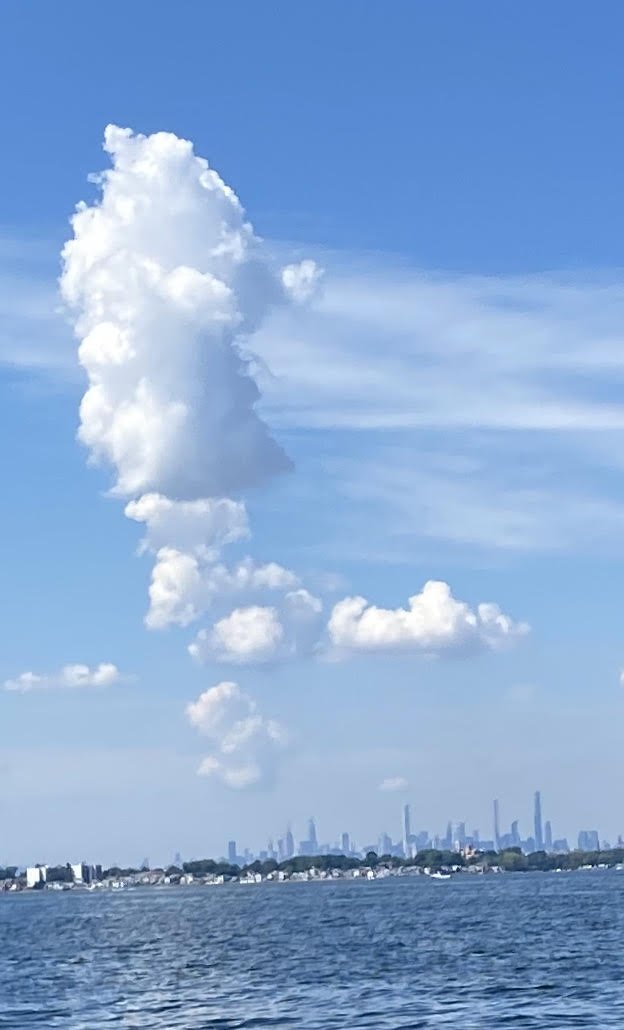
[{"x1": 2, "y1": 873, "x2": 624, "y2": 1027}]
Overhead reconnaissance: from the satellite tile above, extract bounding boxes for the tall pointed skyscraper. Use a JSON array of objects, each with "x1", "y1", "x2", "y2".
[
  {"x1": 493, "y1": 799, "x2": 501, "y2": 850},
  {"x1": 308, "y1": 817, "x2": 318, "y2": 853},
  {"x1": 402, "y1": 804, "x2": 411, "y2": 857},
  {"x1": 534, "y1": 790, "x2": 544, "y2": 851}
]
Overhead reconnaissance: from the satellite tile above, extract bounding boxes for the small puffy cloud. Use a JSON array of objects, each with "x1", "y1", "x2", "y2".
[
  {"x1": 281, "y1": 259, "x2": 323, "y2": 302},
  {"x1": 327, "y1": 580, "x2": 528, "y2": 658},
  {"x1": 126, "y1": 494, "x2": 284, "y2": 631},
  {"x1": 186, "y1": 679, "x2": 251, "y2": 735},
  {"x1": 194, "y1": 606, "x2": 284, "y2": 664},
  {"x1": 186, "y1": 680, "x2": 287, "y2": 789},
  {"x1": 61, "y1": 125, "x2": 312, "y2": 500},
  {"x1": 190, "y1": 589, "x2": 323, "y2": 665},
  {"x1": 5, "y1": 663, "x2": 124, "y2": 693},
  {"x1": 379, "y1": 776, "x2": 409, "y2": 792},
  {"x1": 125, "y1": 493, "x2": 248, "y2": 558},
  {"x1": 145, "y1": 550, "x2": 299, "y2": 630},
  {"x1": 145, "y1": 548, "x2": 204, "y2": 630},
  {"x1": 188, "y1": 581, "x2": 523, "y2": 666}
]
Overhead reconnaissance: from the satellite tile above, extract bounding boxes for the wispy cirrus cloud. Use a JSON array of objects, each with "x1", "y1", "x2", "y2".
[
  {"x1": 0, "y1": 236, "x2": 73, "y2": 376},
  {"x1": 253, "y1": 264, "x2": 624, "y2": 433},
  {"x1": 320, "y1": 437, "x2": 624, "y2": 559},
  {"x1": 250, "y1": 263, "x2": 624, "y2": 559},
  {"x1": 379, "y1": 776, "x2": 408, "y2": 792}
]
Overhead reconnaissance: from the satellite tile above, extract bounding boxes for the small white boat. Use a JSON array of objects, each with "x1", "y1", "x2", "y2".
[{"x1": 429, "y1": 871, "x2": 451, "y2": 880}]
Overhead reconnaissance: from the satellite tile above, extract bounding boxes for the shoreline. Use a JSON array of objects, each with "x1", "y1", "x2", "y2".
[{"x1": 4, "y1": 848, "x2": 624, "y2": 894}]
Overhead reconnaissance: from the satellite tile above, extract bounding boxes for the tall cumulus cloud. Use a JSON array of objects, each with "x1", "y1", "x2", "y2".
[
  {"x1": 60, "y1": 125, "x2": 317, "y2": 653},
  {"x1": 57, "y1": 126, "x2": 529, "y2": 791},
  {"x1": 61, "y1": 124, "x2": 315, "y2": 499}
]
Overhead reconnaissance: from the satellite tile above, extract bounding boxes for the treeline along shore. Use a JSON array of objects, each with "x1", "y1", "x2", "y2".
[
  {"x1": 175, "y1": 845, "x2": 624, "y2": 880},
  {"x1": 2, "y1": 845, "x2": 624, "y2": 892}
]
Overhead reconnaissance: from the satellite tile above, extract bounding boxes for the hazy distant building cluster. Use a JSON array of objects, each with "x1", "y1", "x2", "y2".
[
  {"x1": 492, "y1": 792, "x2": 611, "y2": 855},
  {"x1": 11, "y1": 791, "x2": 620, "y2": 888},
  {"x1": 225, "y1": 791, "x2": 620, "y2": 866}
]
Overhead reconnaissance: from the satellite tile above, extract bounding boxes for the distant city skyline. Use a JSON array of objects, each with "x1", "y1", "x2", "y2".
[
  {"x1": 214, "y1": 790, "x2": 621, "y2": 869},
  {"x1": 5, "y1": 782, "x2": 623, "y2": 870}
]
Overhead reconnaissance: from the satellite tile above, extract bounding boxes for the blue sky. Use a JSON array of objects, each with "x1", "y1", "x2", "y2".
[{"x1": 1, "y1": 1, "x2": 624, "y2": 866}]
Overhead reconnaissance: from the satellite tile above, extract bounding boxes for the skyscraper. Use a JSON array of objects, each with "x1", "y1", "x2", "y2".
[
  {"x1": 534, "y1": 790, "x2": 544, "y2": 851},
  {"x1": 298, "y1": 819, "x2": 319, "y2": 857},
  {"x1": 341, "y1": 832, "x2": 350, "y2": 855},
  {"x1": 402, "y1": 804, "x2": 411, "y2": 856},
  {"x1": 379, "y1": 832, "x2": 392, "y2": 855},
  {"x1": 578, "y1": 829, "x2": 600, "y2": 852},
  {"x1": 544, "y1": 820, "x2": 553, "y2": 852},
  {"x1": 493, "y1": 799, "x2": 501, "y2": 850},
  {"x1": 285, "y1": 825, "x2": 295, "y2": 859},
  {"x1": 227, "y1": 840, "x2": 237, "y2": 864}
]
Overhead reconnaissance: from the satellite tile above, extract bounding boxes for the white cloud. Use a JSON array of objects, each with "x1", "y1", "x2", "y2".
[
  {"x1": 144, "y1": 548, "x2": 204, "y2": 629},
  {"x1": 145, "y1": 550, "x2": 299, "y2": 629},
  {"x1": 124, "y1": 493, "x2": 298, "y2": 630},
  {"x1": 5, "y1": 663, "x2": 124, "y2": 693},
  {"x1": 327, "y1": 581, "x2": 528, "y2": 657},
  {"x1": 379, "y1": 776, "x2": 408, "y2": 792},
  {"x1": 59, "y1": 127, "x2": 329, "y2": 650},
  {"x1": 281, "y1": 259, "x2": 323, "y2": 302},
  {"x1": 60, "y1": 125, "x2": 316, "y2": 499},
  {"x1": 10, "y1": 227, "x2": 624, "y2": 441},
  {"x1": 192, "y1": 606, "x2": 284, "y2": 664},
  {"x1": 124, "y1": 493, "x2": 248, "y2": 558},
  {"x1": 190, "y1": 589, "x2": 323, "y2": 664},
  {"x1": 254, "y1": 264, "x2": 624, "y2": 434},
  {"x1": 319, "y1": 438, "x2": 624, "y2": 560},
  {"x1": 7, "y1": 211, "x2": 624, "y2": 559},
  {"x1": 189, "y1": 580, "x2": 525, "y2": 665},
  {"x1": 249, "y1": 263, "x2": 624, "y2": 559},
  {"x1": 0, "y1": 236, "x2": 77, "y2": 377},
  {"x1": 54, "y1": 132, "x2": 534, "y2": 704},
  {"x1": 186, "y1": 680, "x2": 287, "y2": 789}
]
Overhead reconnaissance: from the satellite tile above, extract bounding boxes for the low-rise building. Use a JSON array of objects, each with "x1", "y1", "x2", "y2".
[{"x1": 26, "y1": 865, "x2": 47, "y2": 889}]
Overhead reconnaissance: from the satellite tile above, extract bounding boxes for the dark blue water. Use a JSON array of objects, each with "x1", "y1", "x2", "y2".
[{"x1": 2, "y1": 873, "x2": 624, "y2": 1027}]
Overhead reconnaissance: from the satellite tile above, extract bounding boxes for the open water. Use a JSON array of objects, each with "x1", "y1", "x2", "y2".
[{"x1": 1, "y1": 872, "x2": 624, "y2": 1028}]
